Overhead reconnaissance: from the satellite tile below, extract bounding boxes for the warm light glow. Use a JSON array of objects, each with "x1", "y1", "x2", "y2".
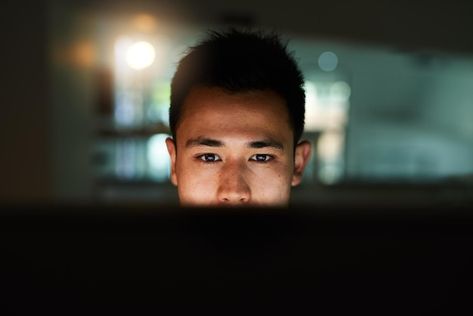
[
  {"x1": 126, "y1": 41, "x2": 156, "y2": 70},
  {"x1": 69, "y1": 40, "x2": 95, "y2": 67},
  {"x1": 132, "y1": 14, "x2": 157, "y2": 32}
]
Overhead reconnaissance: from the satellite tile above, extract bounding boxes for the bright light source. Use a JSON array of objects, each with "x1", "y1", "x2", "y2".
[
  {"x1": 304, "y1": 80, "x2": 350, "y2": 131},
  {"x1": 126, "y1": 41, "x2": 156, "y2": 70},
  {"x1": 304, "y1": 81, "x2": 324, "y2": 131},
  {"x1": 318, "y1": 51, "x2": 338, "y2": 72}
]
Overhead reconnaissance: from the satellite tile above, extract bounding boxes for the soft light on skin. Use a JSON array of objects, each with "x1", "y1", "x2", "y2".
[
  {"x1": 166, "y1": 87, "x2": 311, "y2": 207},
  {"x1": 126, "y1": 41, "x2": 156, "y2": 70}
]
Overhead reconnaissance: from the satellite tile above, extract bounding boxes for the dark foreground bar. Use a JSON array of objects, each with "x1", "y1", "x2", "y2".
[{"x1": 1, "y1": 204, "x2": 472, "y2": 315}]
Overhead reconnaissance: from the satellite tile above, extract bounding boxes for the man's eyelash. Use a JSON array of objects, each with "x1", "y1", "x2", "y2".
[
  {"x1": 196, "y1": 153, "x2": 221, "y2": 163},
  {"x1": 195, "y1": 153, "x2": 274, "y2": 163},
  {"x1": 250, "y1": 154, "x2": 274, "y2": 163}
]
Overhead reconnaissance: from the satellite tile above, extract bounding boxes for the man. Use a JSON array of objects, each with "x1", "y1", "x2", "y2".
[{"x1": 165, "y1": 29, "x2": 311, "y2": 206}]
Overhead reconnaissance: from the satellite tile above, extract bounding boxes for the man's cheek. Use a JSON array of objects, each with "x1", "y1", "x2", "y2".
[
  {"x1": 180, "y1": 175, "x2": 216, "y2": 200},
  {"x1": 249, "y1": 170, "x2": 288, "y2": 192},
  {"x1": 255, "y1": 164, "x2": 292, "y2": 184}
]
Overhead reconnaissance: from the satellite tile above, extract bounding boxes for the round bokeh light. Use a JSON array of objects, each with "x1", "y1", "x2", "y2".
[{"x1": 126, "y1": 41, "x2": 156, "y2": 70}]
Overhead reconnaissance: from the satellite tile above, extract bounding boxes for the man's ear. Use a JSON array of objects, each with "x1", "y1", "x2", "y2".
[
  {"x1": 165, "y1": 137, "x2": 178, "y2": 186},
  {"x1": 291, "y1": 140, "x2": 312, "y2": 187}
]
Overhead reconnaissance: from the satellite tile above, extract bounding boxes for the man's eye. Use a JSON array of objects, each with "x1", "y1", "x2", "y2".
[
  {"x1": 250, "y1": 154, "x2": 273, "y2": 163},
  {"x1": 198, "y1": 153, "x2": 221, "y2": 163}
]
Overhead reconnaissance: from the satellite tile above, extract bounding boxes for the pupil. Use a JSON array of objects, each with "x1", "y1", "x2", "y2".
[{"x1": 206, "y1": 154, "x2": 214, "y2": 161}]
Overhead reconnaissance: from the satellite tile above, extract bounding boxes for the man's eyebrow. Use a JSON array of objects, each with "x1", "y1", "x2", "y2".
[
  {"x1": 248, "y1": 139, "x2": 284, "y2": 150},
  {"x1": 185, "y1": 137, "x2": 224, "y2": 148},
  {"x1": 185, "y1": 137, "x2": 284, "y2": 150}
]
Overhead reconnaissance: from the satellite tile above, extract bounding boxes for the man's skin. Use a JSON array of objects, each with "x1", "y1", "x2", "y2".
[{"x1": 166, "y1": 86, "x2": 311, "y2": 206}]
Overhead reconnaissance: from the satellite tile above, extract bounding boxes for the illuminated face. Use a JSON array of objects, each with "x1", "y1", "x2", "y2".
[{"x1": 166, "y1": 87, "x2": 311, "y2": 207}]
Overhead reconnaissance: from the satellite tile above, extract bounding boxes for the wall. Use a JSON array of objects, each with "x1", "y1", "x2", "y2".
[{"x1": 0, "y1": 1, "x2": 52, "y2": 202}]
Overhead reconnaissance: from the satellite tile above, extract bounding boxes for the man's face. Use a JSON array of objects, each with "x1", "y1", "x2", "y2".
[{"x1": 166, "y1": 86, "x2": 310, "y2": 207}]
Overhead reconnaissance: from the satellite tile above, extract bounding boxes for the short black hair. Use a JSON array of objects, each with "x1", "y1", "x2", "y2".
[{"x1": 169, "y1": 29, "x2": 305, "y2": 145}]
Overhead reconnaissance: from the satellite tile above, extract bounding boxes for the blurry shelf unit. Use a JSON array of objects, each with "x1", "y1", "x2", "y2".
[
  {"x1": 92, "y1": 122, "x2": 174, "y2": 203},
  {"x1": 90, "y1": 17, "x2": 183, "y2": 203}
]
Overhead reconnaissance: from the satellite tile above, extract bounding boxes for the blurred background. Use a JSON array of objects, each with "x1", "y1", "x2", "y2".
[{"x1": 1, "y1": 0, "x2": 473, "y2": 207}]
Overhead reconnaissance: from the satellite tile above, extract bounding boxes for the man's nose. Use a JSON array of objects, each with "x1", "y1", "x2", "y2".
[{"x1": 216, "y1": 163, "x2": 251, "y2": 205}]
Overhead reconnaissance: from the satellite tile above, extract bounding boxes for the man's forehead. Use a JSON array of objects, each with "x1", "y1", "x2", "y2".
[
  {"x1": 176, "y1": 123, "x2": 292, "y2": 149},
  {"x1": 176, "y1": 86, "x2": 293, "y2": 140}
]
